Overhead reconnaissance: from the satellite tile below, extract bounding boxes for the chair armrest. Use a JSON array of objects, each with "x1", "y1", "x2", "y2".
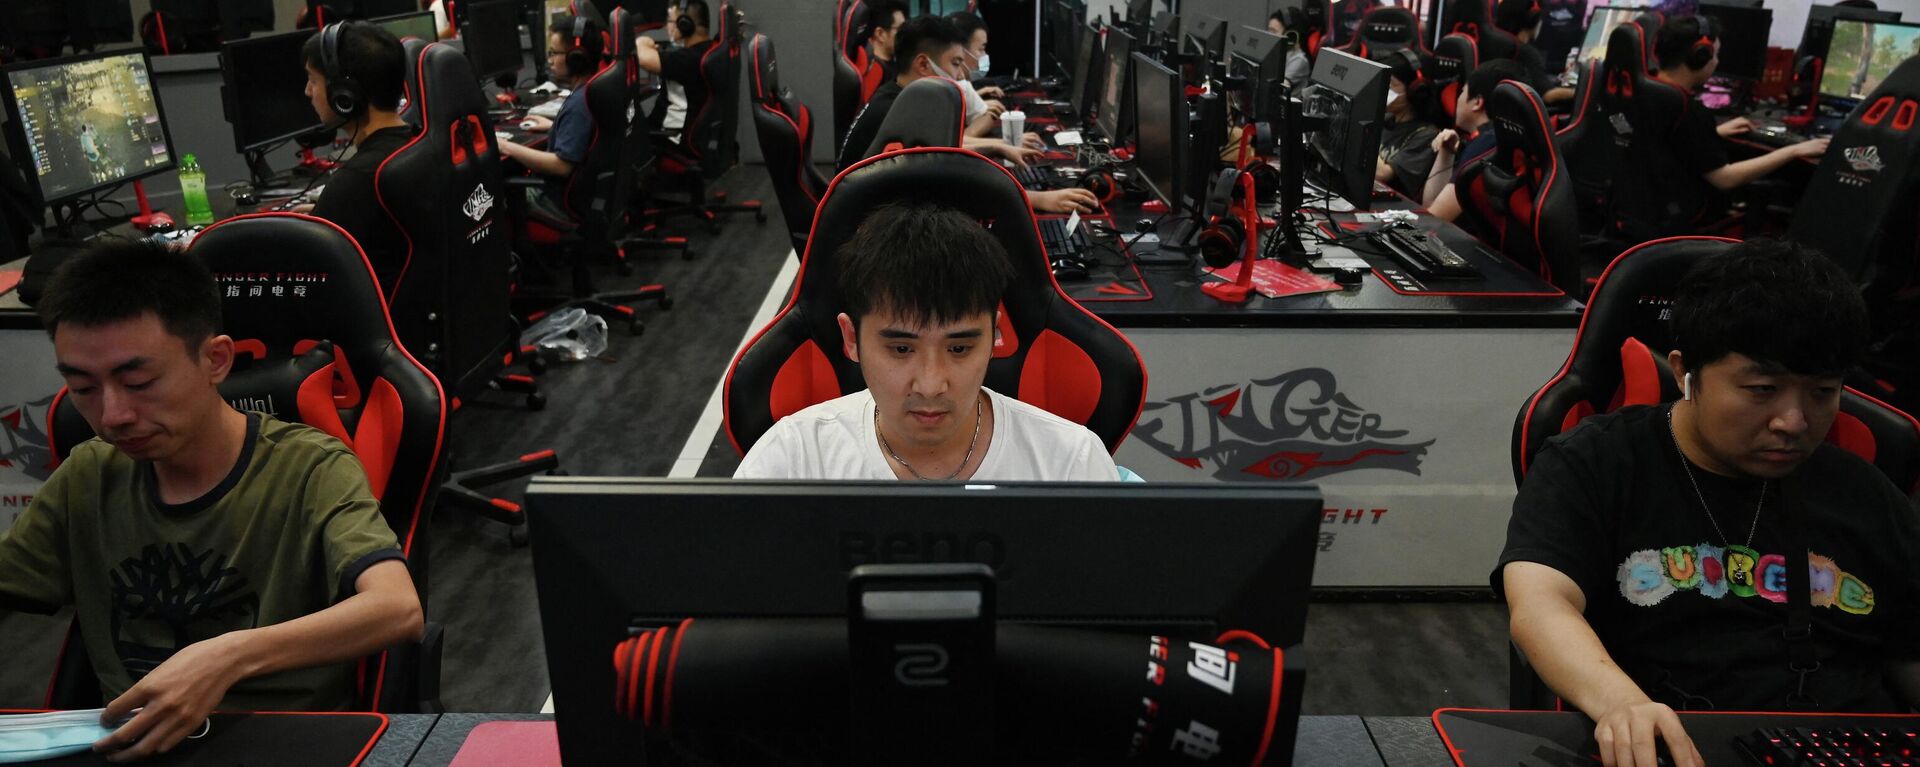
[
  {"x1": 505, "y1": 176, "x2": 546, "y2": 189},
  {"x1": 414, "y1": 621, "x2": 445, "y2": 715}
]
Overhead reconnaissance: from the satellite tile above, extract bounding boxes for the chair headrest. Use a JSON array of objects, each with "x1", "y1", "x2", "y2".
[
  {"x1": 414, "y1": 42, "x2": 490, "y2": 126},
  {"x1": 610, "y1": 7, "x2": 635, "y2": 57},
  {"x1": 1432, "y1": 33, "x2": 1478, "y2": 82},
  {"x1": 1357, "y1": 6, "x2": 1422, "y2": 50},
  {"x1": 192, "y1": 214, "x2": 404, "y2": 362},
  {"x1": 864, "y1": 78, "x2": 969, "y2": 160},
  {"x1": 1786, "y1": 55, "x2": 1920, "y2": 287},
  {"x1": 1601, "y1": 22, "x2": 1646, "y2": 104},
  {"x1": 749, "y1": 33, "x2": 779, "y2": 102},
  {"x1": 1487, "y1": 80, "x2": 1557, "y2": 171},
  {"x1": 1573, "y1": 237, "x2": 1735, "y2": 383}
]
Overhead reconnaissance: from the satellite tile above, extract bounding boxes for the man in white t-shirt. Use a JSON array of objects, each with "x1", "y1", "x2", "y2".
[{"x1": 735, "y1": 201, "x2": 1119, "y2": 481}]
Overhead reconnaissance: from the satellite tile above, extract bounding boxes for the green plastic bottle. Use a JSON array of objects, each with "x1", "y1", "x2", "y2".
[{"x1": 179, "y1": 153, "x2": 214, "y2": 227}]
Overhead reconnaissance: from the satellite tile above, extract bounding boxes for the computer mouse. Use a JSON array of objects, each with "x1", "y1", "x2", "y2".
[
  {"x1": 520, "y1": 119, "x2": 539, "y2": 130},
  {"x1": 1051, "y1": 258, "x2": 1090, "y2": 281},
  {"x1": 1333, "y1": 267, "x2": 1366, "y2": 287}
]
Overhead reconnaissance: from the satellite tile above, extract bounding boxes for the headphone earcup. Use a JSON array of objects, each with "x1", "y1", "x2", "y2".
[
  {"x1": 1198, "y1": 217, "x2": 1246, "y2": 269},
  {"x1": 1081, "y1": 172, "x2": 1118, "y2": 204}
]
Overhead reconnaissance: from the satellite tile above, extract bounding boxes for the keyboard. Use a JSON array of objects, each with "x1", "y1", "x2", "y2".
[
  {"x1": 1014, "y1": 164, "x2": 1066, "y2": 190},
  {"x1": 1735, "y1": 725, "x2": 1920, "y2": 766},
  {"x1": 1369, "y1": 226, "x2": 1481, "y2": 280},
  {"x1": 1038, "y1": 217, "x2": 1093, "y2": 262}
]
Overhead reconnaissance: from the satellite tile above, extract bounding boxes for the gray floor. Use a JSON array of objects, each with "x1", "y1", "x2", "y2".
[{"x1": 0, "y1": 166, "x2": 1516, "y2": 717}]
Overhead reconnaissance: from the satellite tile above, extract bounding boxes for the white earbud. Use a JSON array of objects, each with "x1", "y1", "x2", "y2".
[{"x1": 1682, "y1": 372, "x2": 1692, "y2": 401}]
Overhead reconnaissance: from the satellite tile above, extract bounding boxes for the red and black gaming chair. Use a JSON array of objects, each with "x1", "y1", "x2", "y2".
[
  {"x1": 1554, "y1": 23, "x2": 1640, "y2": 236},
  {"x1": 512, "y1": 8, "x2": 674, "y2": 335},
  {"x1": 1788, "y1": 56, "x2": 1920, "y2": 413},
  {"x1": 1432, "y1": 33, "x2": 1481, "y2": 124},
  {"x1": 376, "y1": 41, "x2": 564, "y2": 537},
  {"x1": 1632, "y1": 11, "x2": 1664, "y2": 75},
  {"x1": 1455, "y1": 80, "x2": 1585, "y2": 296},
  {"x1": 1342, "y1": 6, "x2": 1429, "y2": 59},
  {"x1": 43, "y1": 214, "x2": 451, "y2": 714},
  {"x1": 748, "y1": 33, "x2": 831, "y2": 255},
  {"x1": 833, "y1": 0, "x2": 878, "y2": 148},
  {"x1": 1605, "y1": 26, "x2": 1707, "y2": 244},
  {"x1": 1296, "y1": 0, "x2": 1332, "y2": 60},
  {"x1": 1329, "y1": 0, "x2": 1382, "y2": 49},
  {"x1": 722, "y1": 147, "x2": 1148, "y2": 455},
  {"x1": 650, "y1": 2, "x2": 768, "y2": 231},
  {"x1": 860, "y1": 77, "x2": 970, "y2": 161},
  {"x1": 1506, "y1": 236, "x2": 1920, "y2": 708},
  {"x1": 1442, "y1": 0, "x2": 1519, "y2": 62}
]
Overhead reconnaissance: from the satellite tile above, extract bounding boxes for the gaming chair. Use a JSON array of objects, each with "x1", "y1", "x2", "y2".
[
  {"x1": 1553, "y1": 23, "x2": 1640, "y2": 237},
  {"x1": 1432, "y1": 33, "x2": 1482, "y2": 123},
  {"x1": 1455, "y1": 81, "x2": 1585, "y2": 296},
  {"x1": 512, "y1": 8, "x2": 674, "y2": 335},
  {"x1": 748, "y1": 33, "x2": 831, "y2": 255},
  {"x1": 1442, "y1": 0, "x2": 1519, "y2": 62},
  {"x1": 1330, "y1": 0, "x2": 1384, "y2": 48},
  {"x1": 833, "y1": 0, "x2": 877, "y2": 148},
  {"x1": 1606, "y1": 23, "x2": 1706, "y2": 243},
  {"x1": 722, "y1": 147, "x2": 1148, "y2": 455},
  {"x1": 43, "y1": 214, "x2": 452, "y2": 714},
  {"x1": 1633, "y1": 11, "x2": 1664, "y2": 75},
  {"x1": 1342, "y1": 5, "x2": 1428, "y2": 59},
  {"x1": 1299, "y1": 0, "x2": 1333, "y2": 60},
  {"x1": 398, "y1": 37, "x2": 430, "y2": 128},
  {"x1": 1787, "y1": 56, "x2": 1920, "y2": 414},
  {"x1": 1506, "y1": 236, "x2": 1920, "y2": 709},
  {"x1": 650, "y1": 2, "x2": 768, "y2": 231}
]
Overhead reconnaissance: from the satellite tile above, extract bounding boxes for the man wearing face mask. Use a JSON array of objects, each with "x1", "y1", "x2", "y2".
[
  {"x1": 948, "y1": 13, "x2": 1042, "y2": 147},
  {"x1": 1373, "y1": 49, "x2": 1445, "y2": 197},
  {"x1": 838, "y1": 15, "x2": 1099, "y2": 214}
]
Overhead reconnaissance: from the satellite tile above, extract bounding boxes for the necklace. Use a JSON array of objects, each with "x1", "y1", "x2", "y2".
[
  {"x1": 1667, "y1": 407, "x2": 1766, "y2": 548},
  {"x1": 875, "y1": 394, "x2": 984, "y2": 481}
]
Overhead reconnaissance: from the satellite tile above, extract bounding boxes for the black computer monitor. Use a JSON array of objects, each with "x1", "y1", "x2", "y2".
[
  {"x1": 1069, "y1": 21, "x2": 1105, "y2": 118},
  {"x1": 1575, "y1": 5, "x2": 1642, "y2": 67},
  {"x1": 1306, "y1": 47, "x2": 1389, "y2": 208},
  {"x1": 1, "y1": 49, "x2": 177, "y2": 207},
  {"x1": 461, "y1": 0, "x2": 525, "y2": 82},
  {"x1": 1818, "y1": 17, "x2": 1920, "y2": 102},
  {"x1": 528, "y1": 478, "x2": 1320, "y2": 765},
  {"x1": 1133, "y1": 52, "x2": 1186, "y2": 209},
  {"x1": 356, "y1": 0, "x2": 420, "y2": 16},
  {"x1": 371, "y1": 10, "x2": 439, "y2": 42},
  {"x1": 1150, "y1": 9, "x2": 1181, "y2": 48},
  {"x1": 1185, "y1": 14, "x2": 1230, "y2": 66},
  {"x1": 1801, "y1": 5, "x2": 1905, "y2": 65},
  {"x1": 1048, "y1": 0, "x2": 1081, "y2": 77},
  {"x1": 1227, "y1": 24, "x2": 1290, "y2": 128},
  {"x1": 1129, "y1": 0, "x2": 1157, "y2": 24},
  {"x1": 1096, "y1": 28, "x2": 1137, "y2": 143},
  {"x1": 1699, "y1": 2, "x2": 1772, "y2": 81},
  {"x1": 219, "y1": 29, "x2": 323, "y2": 157}
]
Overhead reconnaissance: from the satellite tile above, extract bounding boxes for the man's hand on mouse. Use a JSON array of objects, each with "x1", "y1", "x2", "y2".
[
  {"x1": 1031, "y1": 188, "x2": 1098, "y2": 214},
  {"x1": 1592, "y1": 698, "x2": 1702, "y2": 767},
  {"x1": 521, "y1": 116, "x2": 552, "y2": 132}
]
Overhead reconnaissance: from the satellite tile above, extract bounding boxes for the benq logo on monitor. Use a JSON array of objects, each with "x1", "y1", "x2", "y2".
[{"x1": 1329, "y1": 63, "x2": 1349, "y2": 79}]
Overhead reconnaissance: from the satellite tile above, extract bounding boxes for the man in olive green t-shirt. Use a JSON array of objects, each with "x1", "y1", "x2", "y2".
[{"x1": 0, "y1": 240, "x2": 423, "y2": 763}]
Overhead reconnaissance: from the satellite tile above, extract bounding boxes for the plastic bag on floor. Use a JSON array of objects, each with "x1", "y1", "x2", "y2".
[{"x1": 520, "y1": 307, "x2": 608, "y2": 362}]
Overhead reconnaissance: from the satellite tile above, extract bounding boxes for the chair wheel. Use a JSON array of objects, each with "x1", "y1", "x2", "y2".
[
  {"x1": 755, "y1": 210, "x2": 768, "y2": 224},
  {"x1": 527, "y1": 356, "x2": 548, "y2": 375},
  {"x1": 509, "y1": 525, "x2": 531, "y2": 547},
  {"x1": 659, "y1": 295, "x2": 674, "y2": 310},
  {"x1": 630, "y1": 319, "x2": 646, "y2": 336},
  {"x1": 527, "y1": 392, "x2": 547, "y2": 411}
]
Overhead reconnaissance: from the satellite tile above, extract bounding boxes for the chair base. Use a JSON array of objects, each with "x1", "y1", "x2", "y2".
[{"x1": 440, "y1": 448, "x2": 563, "y2": 548}]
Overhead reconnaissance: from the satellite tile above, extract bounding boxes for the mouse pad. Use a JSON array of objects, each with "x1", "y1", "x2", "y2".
[
  {"x1": 1433, "y1": 707, "x2": 1920, "y2": 766},
  {"x1": 16, "y1": 711, "x2": 386, "y2": 767}
]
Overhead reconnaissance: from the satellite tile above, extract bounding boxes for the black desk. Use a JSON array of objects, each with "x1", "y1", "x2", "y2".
[
  {"x1": 1365, "y1": 716, "x2": 1456, "y2": 767},
  {"x1": 1069, "y1": 152, "x2": 1582, "y2": 589}
]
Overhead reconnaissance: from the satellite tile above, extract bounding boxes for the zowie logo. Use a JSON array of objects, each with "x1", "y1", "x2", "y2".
[
  {"x1": 1186, "y1": 642, "x2": 1238, "y2": 695},
  {"x1": 1845, "y1": 145, "x2": 1885, "y2": 174},
  {"x1": 1134, "y1": 368, "x2": 1435, "y2": 482},
  {"x1": 462, "y1": 184, "x2": 494, "y2": 222},
  {"x1": 893, "y1": 643, "x2": 949, "y2": 687}
]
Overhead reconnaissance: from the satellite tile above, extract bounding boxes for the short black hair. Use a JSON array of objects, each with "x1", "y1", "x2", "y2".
[
  {"x1": 837, "y1": 201, "x2": 1015, "y2": 329},
  {"x1": 1670, "y1": 238, "x2": 1868, "y2": 378},
  {"x1": 551, "y1": 14, "x2": 606, "y2": 68},
  {"x1": 1654, "y1": 15, "x2": 1716, "y2": 70},
  {"x1": 37, "y1": 239, "x2": 221, "y2": 350},
  {"x1": 1494, "y1": 0, "x2": 1542, "y2": 35},
  {"x1": 1464, "y1": 58, "x2": 1528, "y2": 100},
  {"x1": 301, "y1": 21, "x2": 407, "y2": 112},
  {"x1": 867, "y1": 0, "x2": 908, "y2": 35},
  {"x1": 682, "y1": 0, "x2": 710, "y2": 30},
  {"x1": 947, "y1": 11, "x2": 986, "y2": 41},
  {"x1": 895, "y1": 14, "x2": 967, "y2": 69}
]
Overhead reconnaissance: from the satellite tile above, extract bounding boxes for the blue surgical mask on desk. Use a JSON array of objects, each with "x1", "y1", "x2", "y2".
[{"x1": 0, "y1": 709, "x2": 119, "y2": 763}]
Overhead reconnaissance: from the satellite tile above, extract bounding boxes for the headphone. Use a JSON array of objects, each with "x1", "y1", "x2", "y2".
[
  {"x1": 675, "y1": 0, "x2": 699, "y2": 38},
  {"x1": 320, "y1": 22, "x2": 365, "y2": 120},
  {"x1": 1676, "y1": 16, "x2": 1715, "y2": 71},
  {"x1": 563, "y1": 14, "x2": 602, "y2": 75},
  {"x1": 1389, "y1": 47, "x2": 1426, "y2": 87},
  {"x1": 1197, "y1": 169, "x2": 1248, "y2": 269}
]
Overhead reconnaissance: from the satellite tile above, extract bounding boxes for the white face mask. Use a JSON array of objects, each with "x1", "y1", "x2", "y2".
[
  {"x1": 974, "y1": 52, "x2": 991, "y2": 75},
  {"x1": 1385, "y1": 88, "x2": 1401, "y2": 107},
  {"x1": 0, "y1": 710, "x2": 123, "y2": 763},
  {"x1": 927, "y1": 57, "x2": 957, "y2": 80}
]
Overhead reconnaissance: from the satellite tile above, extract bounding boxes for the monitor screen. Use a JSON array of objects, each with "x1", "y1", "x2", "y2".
[
  {"x1": 1096, "y1": 29, "x2": 1136, "y2": 143},
  {"x1": 527, "y1": 478, "x2": 1320, "y2": 765},
  {"x1": 1819, "y1": 18, "x2": 1920, "y2": 101},
  {"x1": 372, "y1": 10, "x2": 439, "y2": 42},
  {"x1": 1699, "y1": 3, "x2": 1771, "y2": 80},
  {"x1": 1069, "y1": 21, "x2": 1103, "y2": 116},
  {"x1": 1577, "y1": 5, "x2": 1642, "y2": 66},
  {"x1": 461, "y1": 0, "x2": 525, "y2": 81},
  {"x1": 1133, "y1": 52, "x2": 1184, "y2": 207},
  {"x1": 220, "y1": 29, "x2": 323, "y2": 154},
  {"x1": 1802, "y1": 4, "x2": 1904, "y2": 59},
  {"x1": 1306, "y1": 47, "x2": 1389, "y2": 208},
  {"x1": 2, "y1": 50, "x2": 176, "y2": 206}
]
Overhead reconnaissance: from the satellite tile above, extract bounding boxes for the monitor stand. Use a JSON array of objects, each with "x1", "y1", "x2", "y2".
[{"x1": 1270, "y1": 96, "x2": 1325, "y2": 265}]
